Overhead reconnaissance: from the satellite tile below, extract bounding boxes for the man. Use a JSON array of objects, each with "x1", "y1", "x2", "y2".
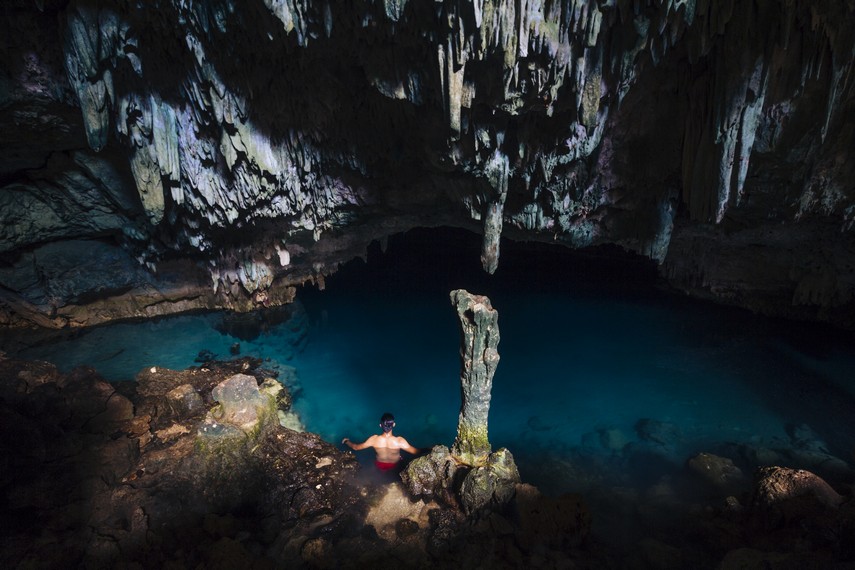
[{"x1": 342, "y1": 413, "x2": 420, "y2": 471}]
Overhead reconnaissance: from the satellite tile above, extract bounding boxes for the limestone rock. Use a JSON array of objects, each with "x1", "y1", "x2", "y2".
[
  {"x1": 166, "y1": 383, "x2": 204, "y2": 419},
  {"x1": 459, "y1": 448, "x2": 521, "y2": 515},
  {"x1": 686, "y1": 452, "x2": 745, "y2": 491},
  {"x1": 88, "y1": 392, "x2": 134, "y2": 433},
  {"x1": 210, "y1": 373, "x2": 269, "y2": 430},
  {"x1": 750, "y1": 466, "x2": 844, "y2": 528},
  {"x1": 450, "y1": 289, "x2": 500, "y2": 465},
  {"x1": 364, "y1": 483, "x2": 427, "y2": 542},
  {"x1": 1, "y1": 1, "x2": 855, "y2": 330},
  {"x1": 401, "y1": 445, "x2": 459, "y2": 506}
]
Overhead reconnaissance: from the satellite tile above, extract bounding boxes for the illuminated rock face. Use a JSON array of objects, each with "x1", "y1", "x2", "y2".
[{"x1": 1, "y1": 0, "x2": 855, "y2": 327}]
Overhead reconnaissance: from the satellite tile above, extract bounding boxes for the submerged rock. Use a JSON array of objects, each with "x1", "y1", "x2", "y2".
[
  {"x1": 687, "y1": 452, "x2": 746, "y2": 493},
  {"x1": 636, "y1": 418, "x2": 681, "y2": 447},
  {"x1": 750, "y1": 466, "x2": 844, "y2": 528}
]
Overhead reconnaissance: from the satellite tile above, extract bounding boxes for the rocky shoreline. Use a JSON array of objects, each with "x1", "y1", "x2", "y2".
[
  {"x1": 2, "y1": 291, "x2": 855, "y2": 568},
  {"x1": 2, "y1": 352, "x2": 854, "y2": 568},
  {"x1": 0, "y1": 355, "x2": 606, "y2": 568}
]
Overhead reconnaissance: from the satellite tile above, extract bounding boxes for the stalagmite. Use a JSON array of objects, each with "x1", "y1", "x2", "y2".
[
  {"x1": 402, "y1": 290, "x2": 519, "y2": 515},
  {"x1": 450, "y1": 289, "x2": 499, "y2": 464}
]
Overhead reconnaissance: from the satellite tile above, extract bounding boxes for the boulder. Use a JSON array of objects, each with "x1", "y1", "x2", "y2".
[
  {"x1": 210, "y1": 373, "x2": 272, "y2": 432},
  {"x1": 750, "y1": 466, "x2": 844, "y2": 528},
  {"x1": 687, "y1": 452, "x2": 745, "y2": 492},
  {"x1": 401, "y1": 445, "x2": 460, "y2": 507},
  {"x1": 166, "y1": 383, "x2": 204, "y2": 419},
  {"x1": 195, "y1": 374, "x2": 278, "y2": 460},
  {"x1": 459, "y1": 448, "x2": 520, "y2": 515},
  {"x1": 87, "y1": 391, "x2": 135, "y2": 434}
]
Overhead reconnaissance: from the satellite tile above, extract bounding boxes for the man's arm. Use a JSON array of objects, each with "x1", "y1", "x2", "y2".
[
  {"x1": 342, "y1": 435, "x2": 374, "y2": 451},
  {"x1": 398, "y1": 437, "x2": 420, "y2": 455}
]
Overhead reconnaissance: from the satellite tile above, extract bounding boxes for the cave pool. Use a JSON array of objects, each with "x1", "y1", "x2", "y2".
[{"x1": 10, "y1": 228, "x2": 855, "y2": 545}]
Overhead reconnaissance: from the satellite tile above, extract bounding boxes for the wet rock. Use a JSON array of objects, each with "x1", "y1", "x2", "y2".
[
  {"x1": 449, "y1": 289, "x2": 500, "y2": 465},
  {"x1": 301, "y1": 537, "x2": 332, "y2": 568},
  {"x1": 125, "y1": 413, "x2": 152, "y2": 438},
  {"x1": 395, "y1": 518, "x2": 419, "y2": 539},
  {"x1": 195, "y1": 349, "x2": 217, "y2": 363},
  {"x1": 404, "y1": 291, "x2": 519, "y2": 517},
  {"x1": 426, "y1": 508, "x2": 462, "y2": 557},
  {"x1": 155, "y1": 423, "x2": 190, "y2": 442},
  {"x1": 165, "y1": 383, "x2": 204, "y2": 419},
  {"x1": 259, "y1": 377, "x2": 292, "y2": 410},
  {"x1": 209, "y1": 373, "x2": 274, "y2": 432},
  {"x1": 737, "y1": 443, "x2": 782, "y2": 467},
  {"x1": 364, "y1": 483, "x2": 427, "y2": 541},
  {"x1": 750, "y1": 466, "x2": 844, "y2": 528},
  {"x1": 61, "y1": 368, "x2": 115, "y2": 429},
  {"x1": 780, "y1": 447, "x2": 854, "y2": 483},
  {"x1": 401, "y1": 445, "x2": 459, "y2": 505},
  {"x1": 459, "y1": 448, "x2": 520, "y2": 515},
  {"x1": 0, "y1": 405, "x2": 47, "y2": 475},
  {"x1": 687, "y1": 452, "x2": 745, "y2": 492},
  {"x1": 787, "y1": 423, "x2": 830, "y2": 453}
]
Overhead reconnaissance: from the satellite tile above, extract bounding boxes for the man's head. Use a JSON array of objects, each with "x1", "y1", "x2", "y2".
[{"x1": 380, "y1": 413, "x2": 395, "y2": 433}]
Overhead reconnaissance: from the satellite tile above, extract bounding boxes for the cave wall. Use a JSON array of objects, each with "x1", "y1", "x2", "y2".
[{"x1": 1, "y1": 0, "x2": 853, "y2": 328}]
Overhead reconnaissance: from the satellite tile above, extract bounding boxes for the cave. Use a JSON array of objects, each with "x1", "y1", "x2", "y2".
[{"x1": 2, "y1": 1, "x2": 855, "y2": 568}]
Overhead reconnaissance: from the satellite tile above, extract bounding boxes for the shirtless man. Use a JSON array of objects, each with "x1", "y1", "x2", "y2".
[{"x1": 342, "y1": 413, "x2": 419, "y2": 471}]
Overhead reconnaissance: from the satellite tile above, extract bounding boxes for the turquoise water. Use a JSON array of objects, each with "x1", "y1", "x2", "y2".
[{"x1": 11, "y1": 229, "x2": 855, "y2": 504}]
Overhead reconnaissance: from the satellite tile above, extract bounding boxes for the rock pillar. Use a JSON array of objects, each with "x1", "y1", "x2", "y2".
[
  {"x1": 402, "y1": 289, "x2": 519, "y2": 515},
  {"x1": 450, "y1": 289, "x2": 500, "y2": 465}
]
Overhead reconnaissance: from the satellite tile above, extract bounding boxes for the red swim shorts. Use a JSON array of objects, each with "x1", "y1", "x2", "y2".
[{"x1": 375, "y1": 461, "x2": 398, "y2": 472}]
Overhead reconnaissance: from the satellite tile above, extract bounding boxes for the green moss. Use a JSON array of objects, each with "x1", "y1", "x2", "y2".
[
  {"x1": 452, "y1": 423, "x2": 491, "y2": 466},
  {"x1": 194, "y1": 393, "x2": 278, "y2": 458}
]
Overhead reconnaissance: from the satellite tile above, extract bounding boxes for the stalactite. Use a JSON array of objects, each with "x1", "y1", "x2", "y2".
[
  {"x1": 63, "y1": 4, "x2": 112, "y2": 151},
  {"x1": 481, "y1": 150, "x2": 510, "y2": 274},
  {"x1": 1, "y1": 0, "x2": 847, "y2": 327}
]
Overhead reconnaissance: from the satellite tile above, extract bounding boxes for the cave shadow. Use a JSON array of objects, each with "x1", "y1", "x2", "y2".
[{"x1": 703, "y1": 317, "x2": 855, "y2": 484}]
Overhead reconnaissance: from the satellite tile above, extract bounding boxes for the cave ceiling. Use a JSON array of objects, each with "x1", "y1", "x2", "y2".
[{"x1": 1, "y1": 0, "x2": 854, "y2": 328}]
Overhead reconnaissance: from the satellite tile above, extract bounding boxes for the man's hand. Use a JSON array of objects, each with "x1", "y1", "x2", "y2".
[{"x1": 342, "y1": 437, "x2": 350, "y2": 444}]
